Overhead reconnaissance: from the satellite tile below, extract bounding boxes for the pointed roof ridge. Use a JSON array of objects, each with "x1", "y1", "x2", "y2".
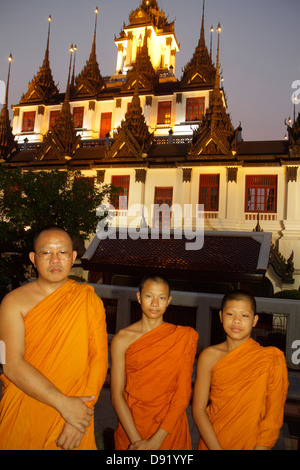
[
  {"x1": 20, "y1": 16, "x2": 58, "y2": 103},
  {"x1": 189, "y1": 25, "x2": 235, "y2": 156},
  {"x1": 106, "y1": 81, "x2": 153, "y2": 160},
  {"x1": 181, "y1": 0, "x2": 215, "y2": 88},
  {"x1": 123, "y1": 26, "x2": 157, "y2": 92},
  {"x1": 74, "y1": 7, "x2": 105, "y2": 97},
  {"x1": 0, "y1": 55, "x2": 18, "y2": 162},
  {"x1": 36, "y1": 46, "x2": 81, "y2": 162}
]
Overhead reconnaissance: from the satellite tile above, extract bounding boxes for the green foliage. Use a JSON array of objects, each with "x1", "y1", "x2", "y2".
[{"x1": 0, "y1": 166, "x2": 114, "y2": 298}]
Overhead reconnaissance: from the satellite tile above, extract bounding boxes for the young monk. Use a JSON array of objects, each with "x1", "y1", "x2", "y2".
[
  {"x1": 192, "y1": 289, "x2": 289, "y2": 450},
  {"x1": 111, "y1": 274, "x2": 198, "y2": 450},
  {"x1": 0, "y1": 226, "x2": 108, "y2": 450}
]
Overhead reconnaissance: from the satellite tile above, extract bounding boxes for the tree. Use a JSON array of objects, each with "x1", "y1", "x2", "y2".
[{"x1": 0, "y1": 166, "x2": 114, "y2": 298}]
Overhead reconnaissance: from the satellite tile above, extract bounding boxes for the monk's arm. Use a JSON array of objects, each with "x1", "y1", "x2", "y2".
[
  {"x1": 110, "y1": 333, "x2": 142, "y2": 445},
  {"x1": 0, "y1": 294, "x2": 94, "y2": 434},
  {"x1": 84, "y1": 295, "x2": 108, "y2": 405},
  {"x1": 255, "y1": 350, "x2": 289, "y2": 450},
  {"x1": 192, "y1": 349, "x2": 223, "y2": 450}
]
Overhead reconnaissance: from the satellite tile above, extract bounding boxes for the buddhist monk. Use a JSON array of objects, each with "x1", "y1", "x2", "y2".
[
  {"x1": 111, "y1": 274, "x2": 198, "y2": 450},
  {"x1": 192, "y1": 289, "x2": 289, "y2": 450},
  {"x1": 0, "y1": 226, "x2": 108, "y2": 450}
]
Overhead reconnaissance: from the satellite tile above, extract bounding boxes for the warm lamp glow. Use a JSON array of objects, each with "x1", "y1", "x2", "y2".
[
  {"x1": 8, "y1": 54, "x2": 13, "y2": 62},
  {"x1": 48, "y1": 15, "x2": 52, "y2": 22},
  {"x1": 95, "y1": 6, "x2": 99, "y2": 14},
  {"x1": 217, "y1": 22, "x2": 222, "y2": 33},
  {"x1": 210, "y1": 25, "x2": 214, "y2": 33}
]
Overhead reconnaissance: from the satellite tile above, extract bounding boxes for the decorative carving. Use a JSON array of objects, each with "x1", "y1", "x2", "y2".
[
  {"x1": 135, "y1": 168, "x2": 147, "y2": 183},
  {"x1": 227, "y1": 167, "x2": 238, "y2": 183},
  {"x1": 182, "y1": 168, "x2": 192, "y2": 183},
  {"x1": 286, "y1": 166, "x2": 298, "y2": 183},
  {"x1": 106, "y1": 83, "x2": 153, "y2": 161},
  {"x1": 269, "y1": 244, "x2": 294, "y2": 284}
]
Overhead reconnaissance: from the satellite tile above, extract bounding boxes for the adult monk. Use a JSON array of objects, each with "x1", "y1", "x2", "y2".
[
  {"x1": 0, "y1": 226, "x2": 108, "y2": 450},
  {"x1": 192, "y1": 289, "x2": 288, "y2": 450},
  {"x1": 111, "y1": 274, "x2": 198, "y2": 450}
]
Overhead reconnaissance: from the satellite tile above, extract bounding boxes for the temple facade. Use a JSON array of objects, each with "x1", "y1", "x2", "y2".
[{"x1": 1, "y1": 0, "x2": 300, "y2": 295}]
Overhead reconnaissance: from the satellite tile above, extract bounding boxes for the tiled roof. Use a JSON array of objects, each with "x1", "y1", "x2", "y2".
[{"x1": 82, "y1": 230, "x2": 271, "y2": 281}]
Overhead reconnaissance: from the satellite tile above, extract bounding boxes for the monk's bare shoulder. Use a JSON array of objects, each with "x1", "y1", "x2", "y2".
[
  {"x1": 111, "y1": 321, "x2": 144, "y2": 354},
  {"x1": 0, "y1": 281, "x2": 41, "y2": 318},
  {"x1": 198, "y1": 342, "x2": 228, "y2": 372}
]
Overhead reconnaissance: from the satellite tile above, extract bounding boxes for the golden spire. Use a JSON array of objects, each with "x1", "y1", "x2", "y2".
[
  {"x1": 20, "y1": 15, "x2": 58, "y2": 103},
  {"x1": 0, "y1": 54, "x2": 17, "y2": 162},
  {"x1": 181, "y1": 0, "x2": 215, "y2": 87},
  {"x1": 74, "y1": 7, "x2": 105, "y2": 96}
]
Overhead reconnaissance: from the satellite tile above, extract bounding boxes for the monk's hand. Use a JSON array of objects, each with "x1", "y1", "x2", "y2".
[
  {"x1": 56, "y1": 422, "x2": 84, "y2": 450},
  {"x1": 58, "y1": 395, "x2": 95, "y2": 433},
  {"x1": 129, "y1": 428, "x2": 168, "y2": 450}
]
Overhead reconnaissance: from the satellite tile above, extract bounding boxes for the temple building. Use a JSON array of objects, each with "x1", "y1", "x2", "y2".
[{"x1": 1, "y1": 0, "x2": 299, "y2": 296}]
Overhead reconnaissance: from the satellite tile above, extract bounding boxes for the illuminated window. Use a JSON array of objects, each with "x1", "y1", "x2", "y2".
[
  {"x1": 157, "y1": 101, "x2": 172, "y2": 125},
  {"x1": 245, "y1": 175, "x2": 277, "y2": 213},
  {"x1": 199, "y1": 174, "x2": 220, "y2": 211},
  {"x1": 72, "y1": 107, "x2": 84, "y2": 128},
  {"x1": 153, "y1": 187, "x2": 173, "y2": 229},
  {"x1": 49, "y1": 110, "x2": 60, "y2": 129},
  {"x1": 111, "y1": 175, "x2": 130, "y2": 210},
  {"x1": 186, "y1": 97, "x2": 205, "y2": 121},
  {"x1": 22, "y1": 111, "x2": 36, "y2": 132}
]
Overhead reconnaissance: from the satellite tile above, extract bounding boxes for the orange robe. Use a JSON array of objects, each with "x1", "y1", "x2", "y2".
[
  {"x1": 114, "y1": 322, "x2": 198, "y2": 450},
  {"x1": 198, "y1": 338, "x2": 289, "y2": 450},
  {"x1": 0, "y1": 280, "x2": 108, "y2": 450}
]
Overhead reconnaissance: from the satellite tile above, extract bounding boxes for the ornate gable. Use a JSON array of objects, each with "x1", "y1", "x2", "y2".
[
  {"x1": 106, "y1": 84, "x2": 153, "y2": 160},
  {"x1": 74, "y1": 9, "x2": 105, "y2": 98},
  {"x1": 36, "y1": 59, "x2": 81, "y2": 162},
  {"x1": 123, "y1": 28, "x2": 157, "y2": 92},
  {"x1": 20, "y1": 17, "x2": 58, "y2": 104},
  {"x1": 181, "y1": 1, "x2": 215, "y2": 88},
  {"x1": 189, "y1": 26, "x2": 235, "y2": 157}
]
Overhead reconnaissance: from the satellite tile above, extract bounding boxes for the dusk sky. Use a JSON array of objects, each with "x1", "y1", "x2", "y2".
[{"x1": 0, "y1": 0, "x2": 299, "y2": 141}]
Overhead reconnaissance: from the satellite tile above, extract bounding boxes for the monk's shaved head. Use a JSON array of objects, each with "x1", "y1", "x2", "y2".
[{"x1": 33, "y1": 226, "x2": 73, "y2": 251}]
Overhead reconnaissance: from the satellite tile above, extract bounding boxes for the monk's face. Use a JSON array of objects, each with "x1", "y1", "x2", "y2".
[
  {"x1": 137, "y1": 280, "x2": 172, "y2": 321},
  {"x1": 219, "y1": 299, "x2": 258, "y2": 342},
  {"x1": 29, "y1": 229, "x2": 77, "y2": 284}
]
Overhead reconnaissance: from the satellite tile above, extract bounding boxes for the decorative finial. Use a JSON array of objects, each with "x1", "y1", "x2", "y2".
[
  {"x1": 210, "y1": 25, "x2": 214, "y2": 58},
  {"x1": 215, "y1": 22, "x2": 221, "y2": 89},
  {"x1": 5, "y1": 53, "x2": 13, "y2": 107}
]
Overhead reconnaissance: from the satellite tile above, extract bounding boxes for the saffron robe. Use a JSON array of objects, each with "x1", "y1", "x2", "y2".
[
  {"x1": 0, "y1": 280, "x2": 108, "y2": 450},
  {"x1": 198, "y1": 338, "x2": 289, "y2": 450},
  {"x1": 114, "y1": 322, "x2": 198, "y2": 450}
]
